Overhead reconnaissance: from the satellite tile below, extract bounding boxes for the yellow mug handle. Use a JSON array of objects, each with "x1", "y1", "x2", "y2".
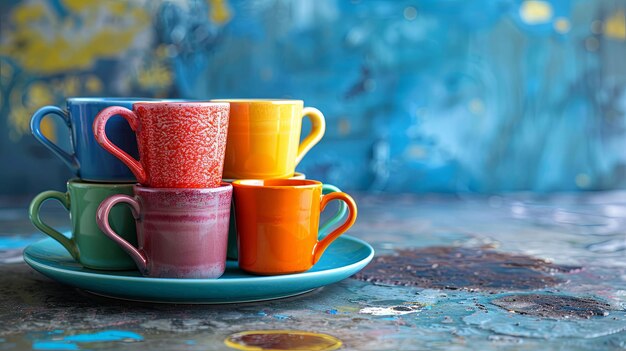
[{"x1": 296, "y1": 107, "x2": 326, "y2": 165}]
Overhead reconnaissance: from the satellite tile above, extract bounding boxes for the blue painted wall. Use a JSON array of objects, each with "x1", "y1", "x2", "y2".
[{"x1": 1, "y1": 0, "x2": 625, "y2": 195}]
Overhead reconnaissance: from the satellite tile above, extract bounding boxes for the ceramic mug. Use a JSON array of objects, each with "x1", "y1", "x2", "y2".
[
  {"x1": 224, "y1": 173, "x2": 348, "y2": 260},
  {"x1": 96, "y1": 183, "x2": 232, "y2": 278},
  {"x1": 212, "y1": 99, "x2": 326, "y2": 179},
  {"x1": 28, "y1": 179, "x2": 137, "y2": 270},
  {"x1": 30, "y1": 97, "x2": 162, "y2": 182},
  {"x1": 232, "y1": 179, "x2": 357, "y2": 275},
  {"x1": 94, "y1": 102, "x2": 230, "y2": 188},
  {"x1": 224, "y1": 172, "x2": 308, "y2": 260},
  {"x1": 224, "y1": 171, "x2": 306, "y2": 260}
]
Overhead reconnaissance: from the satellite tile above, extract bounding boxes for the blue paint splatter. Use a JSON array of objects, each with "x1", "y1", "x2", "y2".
[
  {"x1": 327, "y1": 309, "x2": 338, "y2": 315},
  {"x1": 0, "y1": 235, "x2": 43, "y2": 250},
  {"x1": 185, "y1": 340, "x2": 196, "y2": 345},
  {"x1": 257, "y1": 311, "x2": 267, "y2": 317},
  {"x1": 32, "y1": 330, "x2": 143, "y2": 350},
  {"x1": 380, "y1": 317, "x2": 398, "y2": 321},
  {"x1": 273, "y1": 314, "x2": 289, "y2": 320},
  {"x1": 32, "y1": 341, "x2": 78, "y2": 350},
  {"x1": 63, "y1": 330, "x2": 143, "y2": 342}
]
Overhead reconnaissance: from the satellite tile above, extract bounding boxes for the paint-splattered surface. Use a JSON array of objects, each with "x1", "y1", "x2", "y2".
[
  {"x1": 1, "y1": 193, "x2": 626, "y2": 350},
  {"x1": 3, "y1": 0, "x2": 626, "y2": 195}
]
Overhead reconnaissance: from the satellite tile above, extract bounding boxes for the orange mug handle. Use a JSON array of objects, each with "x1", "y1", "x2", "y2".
[
  {"x1": 295, "y1": 107, "x2": 326, "y2": 165},
  {"x1": 93, "y1": 106, "x2": 147, "y2": 184},
  {"x1": 312, "y1": 192, "x2": 357, "y2": 264}
]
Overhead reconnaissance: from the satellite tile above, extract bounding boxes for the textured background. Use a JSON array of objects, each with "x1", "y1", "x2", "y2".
[{"x1": 1, "y1": 0, "x2": 625, "y2": 195}]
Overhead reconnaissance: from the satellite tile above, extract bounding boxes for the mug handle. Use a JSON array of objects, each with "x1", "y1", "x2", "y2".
[
  {"x1": 319, "y1": 184, "x2": 348, "y2": 237},
  {"x1": 93, "y1": 106, "x2": 147, "y2": 184},
  {"x1": 96, "y1": 194, "x2": 147, "y2": 274},
  {"x1": 30, "y1": 106, "x2": 79, "y2": 173},
  {"x1": 28, "y1": 191, "x2": 79, "y2": 261},
  {"x1": 312, "y1": 192, "x2": 357, "y2": 264},
  {"x1": 295, "y1": 107, "x2": 326, "y2": 165}
]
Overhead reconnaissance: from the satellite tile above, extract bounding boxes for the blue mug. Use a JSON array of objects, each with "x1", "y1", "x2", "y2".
[{"x1": 31, "y1": 97, "x2": 157, "y2": 182}]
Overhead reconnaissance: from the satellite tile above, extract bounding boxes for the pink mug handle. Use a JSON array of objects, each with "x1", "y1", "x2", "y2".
[
  {"x1": 96, "y1": 194, "x2": 148, "y2": 274},
  {"x1": 93, "y1": 106, "x2": 147, "y2": 184}
]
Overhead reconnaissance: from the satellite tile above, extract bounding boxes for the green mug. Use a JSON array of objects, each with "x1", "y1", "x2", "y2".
[{"x1": 28, "y1": 179, "x2": 137, "y2": 270}]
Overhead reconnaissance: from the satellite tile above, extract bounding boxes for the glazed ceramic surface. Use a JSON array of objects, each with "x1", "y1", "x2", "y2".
[
  {"x1": 233, "y1": 179, "x2": 357, "y2": 275},
  {"x1": 94, "y1": 102, "x2": 229, "y2": 188},
  {"x1": 224, "y1": 171, "x2": 306, "y2": 260},
  {"x1": 28, "y1": 179, "x2": 137, "y2": 270},
  {"x1": 23, "y1": 235, "x2": 374, "y2": 303},
  {"x1": 226, "y1": 180, "x2": 348, "y2": 261},
  {"x1": 30, "y1": 97, "x2": 148, "y2": 182},
  {"x1": 213, "y1": 99, "x2": 325, "y2": 179},
  {"x1": 97, "y1": 184, "x2": 232, "y2": 278},
  {"x1": 221, "y1": 172, "x2": 306, "y2": 183}
]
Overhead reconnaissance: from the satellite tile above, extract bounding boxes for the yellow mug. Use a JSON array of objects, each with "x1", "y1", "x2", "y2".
[{"x1": 213, "y1": 99, "x2": 326, "y2": 179}]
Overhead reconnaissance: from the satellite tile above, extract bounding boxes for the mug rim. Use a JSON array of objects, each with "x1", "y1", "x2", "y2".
[
  {"x1": 67, "y1": 178, "x2": 135, "y2": 189},
  {"x1": 132, "y1": 101, "x2": 229, "y2": 108},
  {"x1": 232, "y1": 179, "x2": 322, "y2": 189},
  {"x1": 222, "y1": 172, "x2": 306, "y2": 183},
  {"x1": 133, "y1": 182, "x2": 233, "y2": 193},
  {"x1": 67, "y1": 97, "x2": 185, "y2": 104},
  {"x1": 211, "y1": 99, "x2": 304, "y2": 104}
]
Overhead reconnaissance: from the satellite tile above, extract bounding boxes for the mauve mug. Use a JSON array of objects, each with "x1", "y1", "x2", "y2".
[
  {"x1": 30, "y1": 97, "x2": 158, "y2": 182},
  {"x1": 96, "y1": 183, "x2": 232, "y2": 278},
  {"x1": 94, "y1": 102, "x2": 230, "y2": 188}
]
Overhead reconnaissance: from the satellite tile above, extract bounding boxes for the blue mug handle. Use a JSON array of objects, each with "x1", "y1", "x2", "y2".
[
  {"x1": 30, "y1": 106, "x2": 79, "y2": 173},
  {"x1": 319, "y1": 184, "x2": 349, "y2": 237}
]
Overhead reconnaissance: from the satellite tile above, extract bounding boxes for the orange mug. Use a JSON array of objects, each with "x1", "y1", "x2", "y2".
[
  {"x1": 212, "y1": 99, "x2": 325, "y2": 179},
  {"x1": 232, "y1": 179, "x2": 357, "y2": 275}
]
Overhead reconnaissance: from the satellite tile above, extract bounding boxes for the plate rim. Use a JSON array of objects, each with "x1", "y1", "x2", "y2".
[
  {"x1": 82, "y1": 288, "x2": 318, "y2": 305},
  {"x1": 23, "y1": 235, "x2": 375, "y2": 285}
]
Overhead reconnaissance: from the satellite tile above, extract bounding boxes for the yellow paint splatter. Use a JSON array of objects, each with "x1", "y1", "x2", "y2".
[
  {"x1": 554, "y1": 17, "x2": 571, "y2": 34},
  {"x1": 334, "y1": 305, "x2": 360, "y2": 313},
  {"x1": 85, "y1": 75, "x2": 103, "y2": 93},
  {"x1": 8, "y1": 81, "x2": 56, "y2": 142},
  {"x1": 604, "y1": 10, "x2": 626, "y2": 40},
  {"x1": 136, "y1": 62, "x2": 173, "y2": 91},
  {"x1": 209, "y1": 0, "x2": 232, "y2": 25},
  {"x1": 224, "y1": 330, "x2": 341, "y2": 351},
  {"x1": 1, "y1": 1, "x2": 150, "y2": 74},
  {"x1": 519, "y1": 1, "x2": 553, "y2": 25},
  {"x1": 6, "y1": 74, "x2": 107, "y2": 140}
]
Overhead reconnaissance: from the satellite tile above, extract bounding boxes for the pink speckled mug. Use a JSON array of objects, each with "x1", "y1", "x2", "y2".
[
  {"x1": 96, "y1": 183, "x2": 232, "y2": 278},
  {"x1": 93, "y1": 102, "x2": 230, "y2": 188}
]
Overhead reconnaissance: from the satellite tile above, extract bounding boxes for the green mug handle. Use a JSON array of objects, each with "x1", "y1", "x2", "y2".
[
  {"x1": 319, "y1": 184, "x2": 349, "y2": 237},
  {"x1": 28, "y1": 191, "x2": 79, "y2": 261}
]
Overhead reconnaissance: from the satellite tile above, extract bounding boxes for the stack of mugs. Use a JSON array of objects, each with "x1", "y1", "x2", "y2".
[{"x1": 28, "y1": 98, "x2": 357, "y2": 279}]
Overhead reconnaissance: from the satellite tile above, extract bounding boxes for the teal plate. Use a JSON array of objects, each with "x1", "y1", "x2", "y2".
[{"x1": 23, "y1": 236, "x2": 374, "y2": 304}]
